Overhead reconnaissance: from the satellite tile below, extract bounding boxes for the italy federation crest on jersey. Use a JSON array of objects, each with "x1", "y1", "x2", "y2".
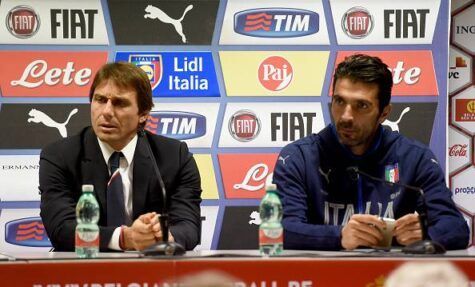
[
  {"x1": 129, "y1": 54, "x2": 163, "y2": 90},
  {"x1": 385, "y1": 163, "x2": 399, "y2": 183}
]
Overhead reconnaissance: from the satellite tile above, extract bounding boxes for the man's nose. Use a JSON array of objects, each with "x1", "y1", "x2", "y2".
[
  {"x1": 102, "y1": 100, "x2": 114, "y2": 116},
  {"x1": 341, "y1": 104, "x2": 354, "y2": 121}
]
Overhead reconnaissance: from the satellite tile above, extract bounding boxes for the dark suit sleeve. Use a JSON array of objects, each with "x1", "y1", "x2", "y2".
[
  {"x1": 168, "y1": 142, "x2": 202, "y2": 250},
  {"x1": 39, "y1": 142, "x2": 115, "y2": 251}
]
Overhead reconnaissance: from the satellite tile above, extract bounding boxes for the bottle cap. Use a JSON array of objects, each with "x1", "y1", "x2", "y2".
[
  {"x1": 265, "y1": 183, "x2": 277, "y2": 192},
  {"x1": 82, "y1": 184, "x2": 94, "y2": 192}
]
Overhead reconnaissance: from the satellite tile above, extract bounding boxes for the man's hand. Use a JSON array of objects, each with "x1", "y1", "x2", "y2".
[
  {"x1": 341, "y1": 214, "x2": 385, "y2": 250},
  {"x1": 151, "y1": 214, "x2": 175, "y2": 242},
  {"x1": 122, "y1": 212, "x2": 158, "y2": 251},
  {"x1": 394, "y1": 213, "x2": 422, "y2": 246}
]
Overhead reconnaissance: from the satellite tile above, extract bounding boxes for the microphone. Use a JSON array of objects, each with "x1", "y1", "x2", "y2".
[
  {"x1": 138, "y1": 129, "x2": 185, "y2": 256},
  {"x1": 346, "y1": 166, "x2": 446, "y2": 254}
]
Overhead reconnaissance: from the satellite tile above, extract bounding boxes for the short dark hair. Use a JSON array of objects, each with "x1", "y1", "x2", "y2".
[
  {"x1": 332, "y1": 54, "x2": 393, "y2": 111},
  {"x1": 89, "y1": 62, "x2": 153, "y2": 115}
]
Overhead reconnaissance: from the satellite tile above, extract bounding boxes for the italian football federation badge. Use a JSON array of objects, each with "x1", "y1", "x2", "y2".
[{"x1": 385, "y1": 163, "x2": 399, "y2": 183}]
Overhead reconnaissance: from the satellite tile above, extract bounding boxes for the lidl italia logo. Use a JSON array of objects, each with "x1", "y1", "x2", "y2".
[{"x1": 258, "y1": 56, "x2": 293, "y2": 91}]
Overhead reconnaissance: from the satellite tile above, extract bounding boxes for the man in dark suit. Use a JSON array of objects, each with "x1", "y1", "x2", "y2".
[{"x1": 39, "y1": 62, "x2": 202, "y2": 251}]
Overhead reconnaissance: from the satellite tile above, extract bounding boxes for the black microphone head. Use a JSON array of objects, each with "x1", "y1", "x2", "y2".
[{"x1": 346, "y1": 166, "x2": 359, "y2": 181}]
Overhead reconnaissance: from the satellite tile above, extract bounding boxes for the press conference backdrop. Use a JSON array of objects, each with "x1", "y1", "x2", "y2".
[{"x1": 0, "y1": 0, "x2": 467, "y2": 252}]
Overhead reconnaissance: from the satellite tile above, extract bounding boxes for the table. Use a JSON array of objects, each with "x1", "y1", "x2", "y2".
[{"x1": 1, "y1": 249, "x2": 475, "y2": 286}]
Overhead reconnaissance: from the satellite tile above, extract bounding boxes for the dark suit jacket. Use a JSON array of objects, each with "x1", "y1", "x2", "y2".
[{"x1": 39, "y1": 127, "x2": 202, "y2": 251}]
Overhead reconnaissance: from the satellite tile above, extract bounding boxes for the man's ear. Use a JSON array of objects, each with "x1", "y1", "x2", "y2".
[
  {"x1": 139, "y1": 112, "x2": 149, "y2": 124},
  {"x1": 379, "y1": 104, "x2": 392, "y2": 124}
]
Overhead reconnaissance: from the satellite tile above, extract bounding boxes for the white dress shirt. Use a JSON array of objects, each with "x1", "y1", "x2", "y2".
[{"x1": 97, "y1": 135, "x2": 138, "y2": 250}]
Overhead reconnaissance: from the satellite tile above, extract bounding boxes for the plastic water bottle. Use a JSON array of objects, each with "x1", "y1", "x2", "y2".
[
  {"x1": 75, "y1": 184, "x2": 100, "y2": 258},
  {"x1": 259, "y1": 183, "x2": 283, "y2": 256}
]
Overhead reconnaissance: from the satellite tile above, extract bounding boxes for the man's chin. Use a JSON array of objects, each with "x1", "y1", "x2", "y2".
[
  {"x1": 338, "y1": 136, "x2": 359, "y2": 148},
  {"x1": 96, "y1": 133, "x2": 117, "y2": 143}
]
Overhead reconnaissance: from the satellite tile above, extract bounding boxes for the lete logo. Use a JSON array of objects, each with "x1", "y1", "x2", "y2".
[
  {"x1": 234, "y1": 163, "x2": 273, "y2": 191},
  {"x1": 219, "y1": 154, "x2": 278, "y2": 199},
  {"x1": 5, "y1": 217, "x2": 51, "y2": 247},
  {"x1": 333, "y1": 51, "x2": 437, "y2": 96},
  {"x1": 0, "y1": 51, "x2": 107, "y2": 97},
  {"x1": 11, "y1": 60, "x2": 91, "y2": 88}
]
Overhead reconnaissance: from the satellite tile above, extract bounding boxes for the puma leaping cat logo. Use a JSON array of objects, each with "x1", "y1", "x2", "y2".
[
  {"x1": 249, "y1": 211, "x2": 261, "y2": 225},
  {"x1": 144, "y1": 4, "x2": 193, "y2": 43},
  {"x1": 382, "y1": 107, "x2": 411, "y2": 132},
  {"x1": 279, "y1": 155, "x2": 290, "y2": 165},
  {"x1": 319, "y1": 167, "x2": 332, "y2": 184},
  {"x1": 27, "y1": 108, "x2": 78, "y2": 138}
]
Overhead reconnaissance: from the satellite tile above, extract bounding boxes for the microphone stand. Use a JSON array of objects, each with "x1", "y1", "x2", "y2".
[
  {"x1": 348, "y1": 167, "x2": 446, "y2": 254},
  {"x1": 138, "y1": 129, "x2": 185, "y2": 256}
]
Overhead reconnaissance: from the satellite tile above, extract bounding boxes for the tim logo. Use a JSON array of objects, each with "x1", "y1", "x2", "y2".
[
  {"x1": 5, "y1": 217, "x2": 51, "y2": 247},
  {"x1": 341, "y1": 7, "x2": 373, "y2": 39},
  {"x1": 258, "y1": 56, "x2": 293, "y2": 91},
  {"x1": 234, "y1": 8, "x2": 318, "y2": 38},
  {"x1": 6, "y1": 6, "x2": 40, "y2": 39},
  {"x1": 129, "y1": 54, "x2": 163, "y2": 90},
  {"x1": 229, "y1": 110, "x2": 261, "y2": 142},
  {"x1": 145, "y1": 111, "x2": 206, "y2": 140}
]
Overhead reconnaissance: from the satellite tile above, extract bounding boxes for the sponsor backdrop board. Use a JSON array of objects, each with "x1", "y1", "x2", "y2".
[
  {"x1": 115, "y1": 52, "x2": 220, "y2": 98},
  {"x1": 0, "y1": 209, "x2": 51, "y2": 253},
  {"x1": 449, "y1": 0, "x2": 475, "y2": 245},
  {"x1": 219, "y1": 0, "x2": 330, "y2": 45},
  {"x1": 0, "y1": 0, "x2": 456, "y2": 252},
  {"x1": 0, "y1": 0, "x2": 109, "y2": 45},
  {"x1": 220, "y1": 51, "x2": 329, "y2": 96},
  {"x1": 330, "y1": 0, "x2": 441, "y2": 45},
  {"x1": 0, "y1": 51, "x2": 108, "y2": 97}
]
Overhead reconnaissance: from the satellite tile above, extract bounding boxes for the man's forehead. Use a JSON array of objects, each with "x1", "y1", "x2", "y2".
[
  {"x1": 94, "y1": 79, "x2": 136, "y2": 95},
  {"x1": 334, "y1": 78, "x2": 379, "y2": 100}
]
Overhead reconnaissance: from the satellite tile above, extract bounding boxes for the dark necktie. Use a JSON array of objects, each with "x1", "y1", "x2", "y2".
[{"x1": 107, "y1": 151, "x2": 126, "y2": 227}]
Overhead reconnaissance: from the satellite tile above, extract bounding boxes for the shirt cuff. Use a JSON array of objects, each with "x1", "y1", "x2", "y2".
[{"x1": 107, "y1": 227, "x2": 122, "y2": 251}]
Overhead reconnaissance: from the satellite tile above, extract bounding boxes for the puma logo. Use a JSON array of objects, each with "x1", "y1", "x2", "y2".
[
  {"x1": 249, "y1": 211, "x2": 261, "y2": 225},
  {"x1": 144, "y1": 4, "x2": 193, "y2": 43},
  {"x1": 27, "y1": 108, "x2": 78, "y2": 138},
  {"x1": 319, "y1": 167, "x2": 331, "y2": 184},
  {"x1": 278, "y1": 155, "x2": 290, "y2": 165},
  {"x1": 382, "y1": 107, "x2": 411, "y2": 132}
]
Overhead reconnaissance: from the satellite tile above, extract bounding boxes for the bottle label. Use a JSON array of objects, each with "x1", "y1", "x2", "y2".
[
  {"x1": 75, "y1": 231, "x2": 99, "y2": 247},
  {"x1": 259, "y1": 228, "x2": 283, "y2": 245}
]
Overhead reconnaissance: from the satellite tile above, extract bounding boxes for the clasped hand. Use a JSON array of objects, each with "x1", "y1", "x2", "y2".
[
  {"x1": 122, "y1": 212, "x2": 174, "y2": 251},
  {"x1": 341, "y1": 213, "x2": 422, "y2": 250}
]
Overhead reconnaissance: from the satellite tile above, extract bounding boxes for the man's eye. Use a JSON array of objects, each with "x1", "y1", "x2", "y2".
[
  {"x1": 94, "y1": 96, "x2": 107, "y2": 103},
  {"x1": 358, "y1": 102, "x2": 369, "y2": 109},
  {"x1": 113, "y1": 100, "x2": 129, "y2": 108}
]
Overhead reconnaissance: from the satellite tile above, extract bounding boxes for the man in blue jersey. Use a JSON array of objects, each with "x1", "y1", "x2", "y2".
[{"x1": 273, "y1": 54, "x2": 469, "y2": 251}]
